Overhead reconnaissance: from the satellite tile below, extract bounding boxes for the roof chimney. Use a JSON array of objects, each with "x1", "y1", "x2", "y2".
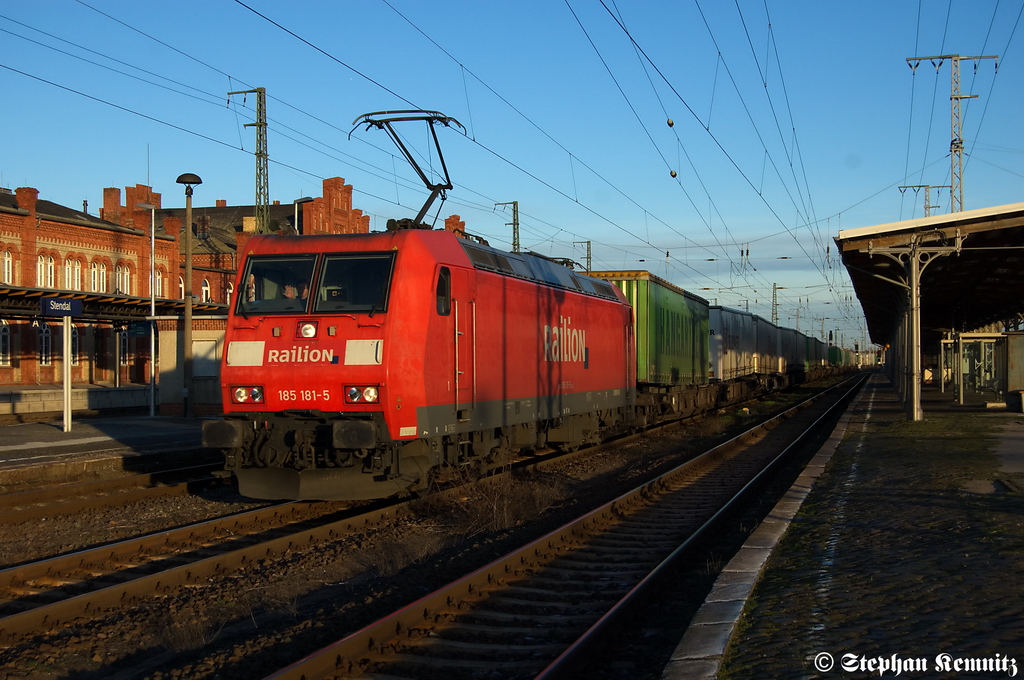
[{"x1": 15, "y1": 187, "x2": 38, "y2": 220}]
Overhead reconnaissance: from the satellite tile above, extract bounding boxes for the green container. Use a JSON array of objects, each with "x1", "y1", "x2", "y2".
[{"x1": 593, "y1": 271, "x2": 709, "y2": 387}]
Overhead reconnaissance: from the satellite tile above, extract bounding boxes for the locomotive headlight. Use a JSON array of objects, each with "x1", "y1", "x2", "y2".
[
  {"x1": 231, "y1": 386, "x2": 265, "y2": 404},
  {"x1": 297, "y1": 321, "x2": 318, "y2": 338},
  {"x1": 345, "y1": 385, "x2": 380, "y2": 404}
]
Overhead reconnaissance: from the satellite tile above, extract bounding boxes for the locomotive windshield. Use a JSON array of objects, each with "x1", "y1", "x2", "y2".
[
  {"x1": 237, "y1": 252, "x2": 396, "y2": 316},
  {"x1": 237, "y1": 256, "x2": 316, "y2": 314},
  {"x1": 313, "y1": 253, "x2": 395, "y2": 314}
]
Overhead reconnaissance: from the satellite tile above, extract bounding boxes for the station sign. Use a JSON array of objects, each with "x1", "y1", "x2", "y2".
[
  {"x1": 127, "y1": 322, "x2": 150, "y2": 337},
  {"x1": 40, "y1": 297, "x2": 82, "y2": 317}
]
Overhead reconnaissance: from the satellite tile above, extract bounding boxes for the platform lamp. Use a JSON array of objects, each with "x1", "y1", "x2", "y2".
[
  {"x1": 176, "y1": 173, "x2": 202, "y2": 418},
  {"x1": 137, "y1": 201, "x2": 157, "y2": 417}
]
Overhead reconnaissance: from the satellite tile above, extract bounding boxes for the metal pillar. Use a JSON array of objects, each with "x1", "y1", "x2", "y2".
[
  {"x1": 867, "y1": 230, "x2": 964, "y2": 420},
  {"x1": 176, "y1": 173, "x2": 202, "y2": 417},
  {"x1": 63, "y1": 315, "x2": 71, "y2": 432},
  {"x1": 138, "y1": 202, "x2": 158, "y2": 416}
]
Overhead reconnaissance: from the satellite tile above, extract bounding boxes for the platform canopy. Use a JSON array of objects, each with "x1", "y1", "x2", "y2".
[{"x1": 835, "y1": 202, "x2": 1024, "y2": 347}]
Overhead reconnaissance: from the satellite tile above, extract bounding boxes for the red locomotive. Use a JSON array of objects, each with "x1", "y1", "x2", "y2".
[{"x1": 202, "y1": 228, "x2": 637, "y2": 500}]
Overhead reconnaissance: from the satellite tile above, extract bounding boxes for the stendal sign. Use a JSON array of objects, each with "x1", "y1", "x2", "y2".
[{"x1": 40, "y1": 297, "x2": 82, "y2": 317}]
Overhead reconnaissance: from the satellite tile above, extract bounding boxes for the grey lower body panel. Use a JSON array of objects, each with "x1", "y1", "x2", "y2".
[{"x1": 415, "y1": 387, "x2": 635, "y2": 438}]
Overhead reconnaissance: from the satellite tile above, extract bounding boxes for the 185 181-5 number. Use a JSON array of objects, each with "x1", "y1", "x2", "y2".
[{"x1": 278, "y1": 390, "x2": 331, "y2": 401}]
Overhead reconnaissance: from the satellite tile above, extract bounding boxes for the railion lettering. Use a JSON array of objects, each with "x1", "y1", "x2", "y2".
[
  {"x1": 543, "y1": 316, "x2": 588, "y2": 364},
  {"x1": 266, "y1": 346, "x2": 337, "y2": 364}
]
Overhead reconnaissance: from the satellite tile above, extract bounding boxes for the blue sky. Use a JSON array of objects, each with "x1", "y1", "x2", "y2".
[{"x1": 2, "y1": 0, "x2": 1022, "y2": 347}]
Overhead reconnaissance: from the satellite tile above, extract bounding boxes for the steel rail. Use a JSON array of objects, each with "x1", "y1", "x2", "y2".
[{"x1": 264, "y1": 374, "x2": 865, "y2": 680}]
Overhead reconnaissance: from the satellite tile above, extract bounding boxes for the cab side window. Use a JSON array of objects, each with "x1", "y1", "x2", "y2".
[{"x1": 436, "y1": 267, "x2": 451, "y2": 316}]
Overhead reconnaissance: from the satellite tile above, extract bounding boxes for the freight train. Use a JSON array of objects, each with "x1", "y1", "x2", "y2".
[{"x1": 201, "y1": 227, "x2": 857, "y2": 501}]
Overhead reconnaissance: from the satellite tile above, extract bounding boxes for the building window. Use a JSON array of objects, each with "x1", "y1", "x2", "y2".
[
  {"x1": 201, "y1": 279, "x2": 211, "y2": 303},
  {"x1": 99, "y1": 263, "x2": 107, "y2": 293},
  {"x1": 73, "y1": 260, "x2": 82, "y2": 291},
  {"x1": 0, "y1": 321, "x2": 9, "y2": 367},
  {"x1": 226, "y1": 282, "x2": 234, "y2": 307},
  {"x1": 38, "y1": 323, "x2": 52, "y2": 366},
  {"x1": 37, "y1": 255, "x2": 44, "y2": 287},
  {"x1": 115, "y1": 265, "x2": 131, "y2": 295},
  {"x1": 2, "y1": 251, "x2": 11, "y2": 284},
  {"x1": 156, "y1": 270, "x2": 164, "y2": 298},
  {"x1": 64, "y1": 260, "x2": 71, "y2": 290},
  {"x1": 90, "y1": 262, "x2": 98, "y2": 292},
  {"x1": 178, "y1": 276, "x2": 184, "y2": 299}
]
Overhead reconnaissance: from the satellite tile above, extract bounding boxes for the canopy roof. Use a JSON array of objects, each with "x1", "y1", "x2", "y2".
[{"x1": 835, "y1": 202, "x2": 1024, "y2": 346}]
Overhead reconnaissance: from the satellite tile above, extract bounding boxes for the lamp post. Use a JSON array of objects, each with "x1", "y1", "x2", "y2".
[
  {"x1": 175, "y1": 173, "x2": 201, "y2": 417},
  {"x1": 293, "y1": 196, "x2": 313, "y2": 235},
  {"x1": 137, "y1": 201, "x2": 157, "y2": 417}
]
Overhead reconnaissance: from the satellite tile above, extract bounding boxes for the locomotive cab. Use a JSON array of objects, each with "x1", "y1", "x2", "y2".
[{"x1": 203, "y1": 234, "x2": 429, "y2": 500}]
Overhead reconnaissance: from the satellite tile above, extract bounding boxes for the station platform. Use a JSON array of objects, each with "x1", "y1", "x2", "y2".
[
  {"x1": 665, "y1": 372, "x2": 1024, "y2": 678},
  {"x1": 0, "y1": 413, "x2": 207, "y2": 488}
]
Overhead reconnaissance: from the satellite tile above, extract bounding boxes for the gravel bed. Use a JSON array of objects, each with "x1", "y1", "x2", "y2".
[
  {"x1": 0, "y1": 389, "x2": 819, "y2": 679},
  {"x1": 0, "y1": 486, "x2": 269, "y2": 568}
]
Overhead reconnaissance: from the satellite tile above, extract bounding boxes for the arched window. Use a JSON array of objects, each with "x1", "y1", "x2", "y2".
[
  {"x1": 201, "y1": 279, "x2": 211, "y2": 303},
  {"x1": 38, "y1": 323, "x2": 52, "y2": 366},
  {"x1": 0, "y1": 321, "x2": 9, "y2": 367},
  {"x1": 73, "y1": 260, "x2": 82, "y2": 291},
  {"x1": 115, "y1": 265, "x2": 131, "y2": 295},
  {"x1": 2, "y1": 251, "x2": 12, "y2": 284},
  {"x1": 226, "y1": 282, "x2": 234, "y2": 307},
  {"x1": 178, "y1": 276, "x2": 185, "y2": 299},
  {"x1": 155, "y1": 270, "x2": 164, "y2": 298},
  {"x1": 37, "y1": 255, "x2": 45, "y2": 286},
  {"x1": 46, "y1": 256, "x2": 55, "y2": 288},
  {"x1": 99, "y1": 263, "x2": 107, "y2": 293},
  {"x1": 64, "y1": 260, "x2": 71, "y2": 290},
  {"x1": 90, "y1": 262, "x2": 99, "y2": 292}
]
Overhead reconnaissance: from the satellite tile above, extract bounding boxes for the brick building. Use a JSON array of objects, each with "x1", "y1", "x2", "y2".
[{"x1": 0, "y1": 176, "x2": 370, "y2": 415}]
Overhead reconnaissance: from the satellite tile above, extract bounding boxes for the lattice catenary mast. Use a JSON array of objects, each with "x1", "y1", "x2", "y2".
[
  {"x1": 907, "y1": 55, "x2": 997, "y2": 213},
  {"x1": 228, "y1": 87, "x2": 269, "y2": 233}
]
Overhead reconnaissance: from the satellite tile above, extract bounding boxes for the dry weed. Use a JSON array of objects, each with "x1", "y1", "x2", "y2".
[
  {"x1": 439, "y1": 473, "x2": 566, "y2": 537},
  {"x1": 159, "y1": 608, "x2": 222, "y2": 651},
  {"x1": 354, "y1": 531, "x2": 449, "y2": 578}
]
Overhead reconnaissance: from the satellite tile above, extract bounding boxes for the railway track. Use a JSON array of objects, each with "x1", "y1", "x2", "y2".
[
  {"x1": 267, "y1": 375, "x2": 866, "y2": 680},
  {"x1": 0, "y1": 463, "x2": 228, "y2": 524},
  {"x1": 0, "y1": 496, "x2": 409, "y2": 644}
]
